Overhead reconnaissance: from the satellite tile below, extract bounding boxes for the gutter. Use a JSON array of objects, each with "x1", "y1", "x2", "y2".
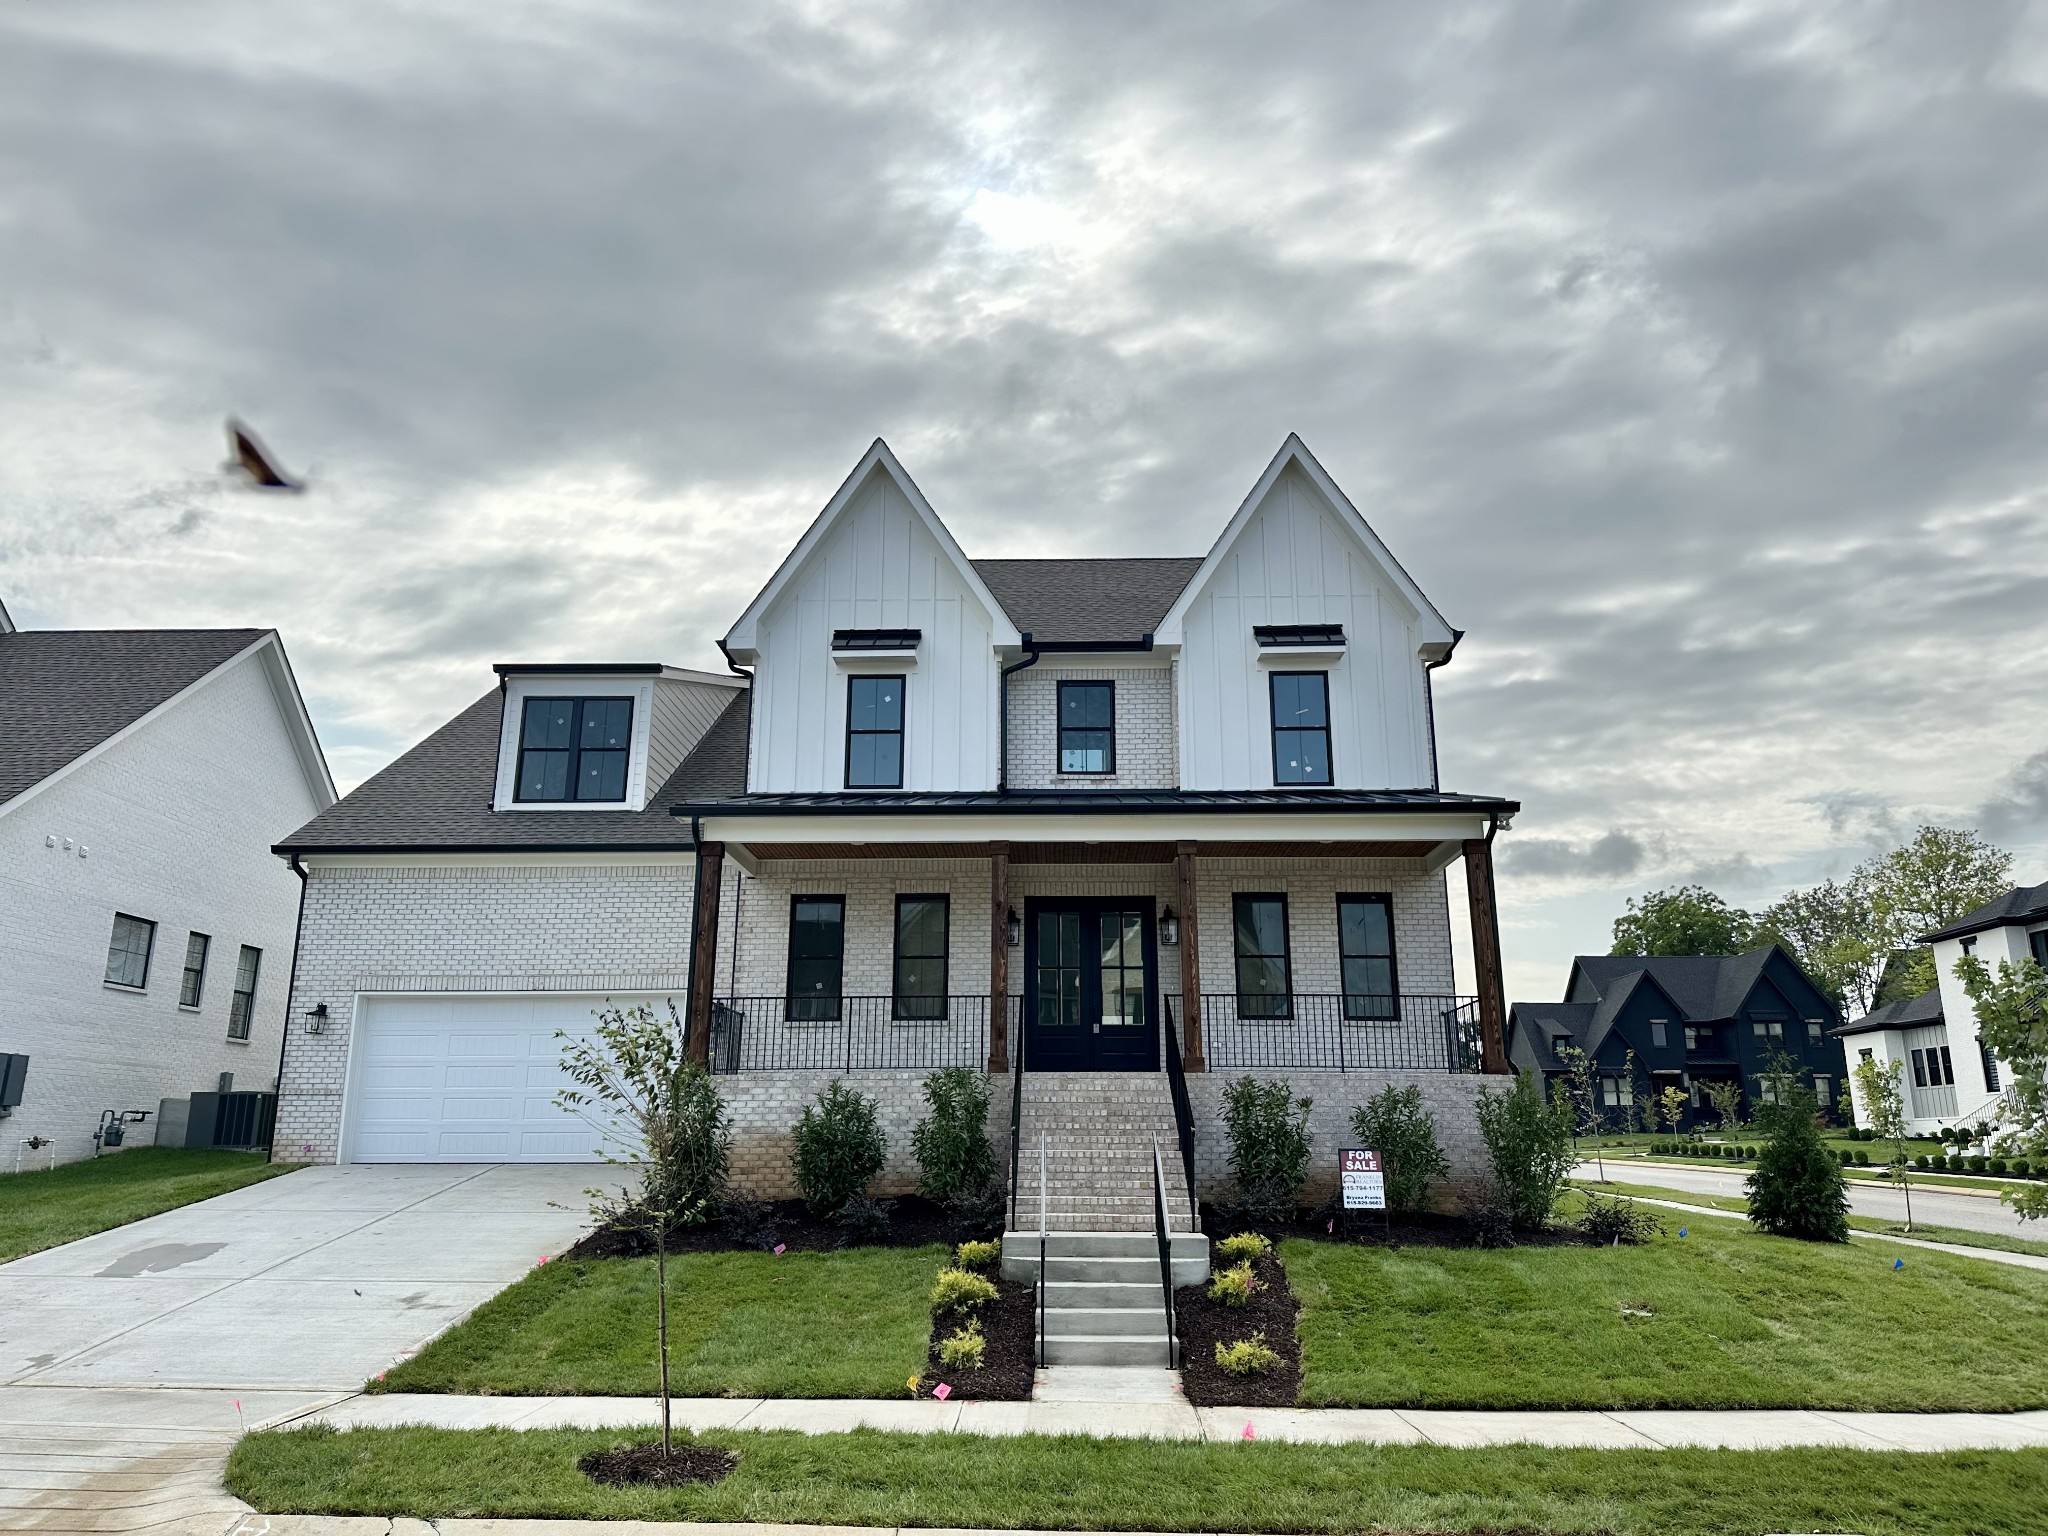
[
  {"x1": 997, "y1": 632, "x2": 1042, "y2": 794},
  {"x1": 715, "y1": 638, "x2": 754, "y2": 683},
  {"x1": 1421, "y1": 628, "x2": 1462, "y2": 794},
  {"x1": 270, "y1": 854, "x2": 310, "y2": 1164}
]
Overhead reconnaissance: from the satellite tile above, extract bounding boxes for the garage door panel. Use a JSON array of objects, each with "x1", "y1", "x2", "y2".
[
  {"x1": 361, "y1": 1065, "x2": 440, "y2": 1092},
  {"x1": 445, "y1": 1063, "x2": 524, "y2": 1090}
]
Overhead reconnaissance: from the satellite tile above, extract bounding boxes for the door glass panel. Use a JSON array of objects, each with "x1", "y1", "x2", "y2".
[
  {"x1": 1037, "y1": 911, "x2": 1083, "y2": 1029},
  {"x1": 1100, "y1": 911, "x2": 1145, "y2": 1028}
]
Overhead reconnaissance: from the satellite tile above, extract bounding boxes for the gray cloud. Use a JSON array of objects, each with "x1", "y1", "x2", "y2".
[
  {"x1": 1980, "y1": 750, "x2": 2048, "y2": 846},
  {"x1": 1502, "y1": 831, "x2": 1648, "y2": 881}
]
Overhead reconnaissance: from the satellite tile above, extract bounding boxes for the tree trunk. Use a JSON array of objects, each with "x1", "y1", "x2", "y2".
[{"x1": 656, "y1": 1222, "x2": 673, "y2": 1456}]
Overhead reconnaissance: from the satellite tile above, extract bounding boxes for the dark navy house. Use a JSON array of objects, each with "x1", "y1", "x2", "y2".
[{"x1": 1507, "y1": 946, "x2": 1848, "y2": 1130}]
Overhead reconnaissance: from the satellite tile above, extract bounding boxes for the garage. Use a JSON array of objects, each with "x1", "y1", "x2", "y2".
[{"x1": 343, "y1": 992, "x2": 655, "y2": 1162}]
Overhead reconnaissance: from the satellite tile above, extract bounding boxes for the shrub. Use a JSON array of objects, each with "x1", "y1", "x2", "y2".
[
  {"x1": 1214, "y1": 1333, "x2": 1284, "y2": 1376},
  {"x1": 1853, "y1": 1149, "x2": 1870, "y2": 1166},
  {"x1": 1577, "y1": 1191, "x2": 1662, "y2": 1246},
  {"x1": 836, "y1": 1193, "x2": 894, "y2": 1247},
  {"x1": 1349, "y1": 1084, "x2": 1451, "y2": 1217},
  {"x1": 912, "y1": 1068, "x2": 997, "y2": 1206},
  {"x1": 791, "y1": 1079, "x2": 887, "y2": 1216},
  {"x1": 954, "y1": 1239, "x2": 1001, "y2": 1272},
  {"x1": 1746, "y1": 1146, "x2": 1760, "y2": 1160},
  {"x1": 1221, "y1": 1077, "x2": 1314, "y2": 1222},
  {"x1": 1745, "y1": 1084, "x2": 1850, "y2": 1243},
  {"x1": 720, "y1": 1193, "x2": 782, "y2": 1251},
  {"x1": 1969, "y1": 1156, "x2": 1988, "y2": 1173},
  {"x1": 1463, "y1": 1190, "x2": 1517, "y2": 1248},
  {"x1": 1475, "y1": 1073, "x2": 1576, "y2": 1230},
  {"x1": 930, "y1": 1268, "x2": 1000, "y2": 1311},
  {"x1": 1991, "y1": 1158, "x2": 2010, "y2": 1176},
  {"x1": 936, "y1": 1319, "x2": 986, "y2": 1370},
  {"x1": 1207, "y1": 1262, "x2": 1259, "y2": 1307},
  {"x1": 1914, "y1": 1155, "x2": 1929, "y2": 1171},
  {"x1": 2014, "y1": 1158, "x2": 2033, "y2": 1178},
  {"x1": 1215, "y1": 1231, "x2": 1273, "y2": 1265}
]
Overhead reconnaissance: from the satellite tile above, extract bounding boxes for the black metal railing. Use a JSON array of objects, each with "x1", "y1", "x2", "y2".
[
  {"x1": 1162, "y1": 997, "x2": 1200, "y2": 1232},
  {"x1": 1151, "y1": 1137, "x2": 1179, "y2": 1369},
  {"x1": 1036, "y1": 1132, "x2": 1049, "y2": 1369},
  {"x1": 1197, "y1": 993, "x2": 1485, "y2": 1072},
  {"x1": 1008, "y1": 1006, "x2": 1028, "y2": 1232},
  {"x1": 708, "y1": 996, "x2": 993, "y2": 1073}
]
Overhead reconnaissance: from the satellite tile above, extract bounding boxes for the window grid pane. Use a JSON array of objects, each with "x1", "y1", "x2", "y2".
[
  {"x1": 787, "y1": 898, "x2": 846, "y2": 1020},
  {"x1": 228, "y1": 945, "x2": 260, "y2": 1040},
  {"x1": 1337, "y1": 895, "x2": 1397, "y2": 1020},
  {"x1": 1270, "y1": 673, "x2": 1332, "y2": 785},
  {"x1": 515, "y1": 696, "x2": 633, "y2": 804},
  {"x1": 1057, "y1": 681, "x2": 1115, "y2": 775},
  {"x1": 1232, "y1": 895, "x2": 1291, "y2": 1018},
  {"x1": 181, "y1": 932, "x2": 210, "y2": 1008},
  {"x1": 846, "y1": 676, "x2": 906, "y2": 788},
  {"x1": 104, "y1": 914, "x2": 155, "y2": 989},
  {"x1": 893, "y1": 896, "x2": 949, "y2": 1020}
]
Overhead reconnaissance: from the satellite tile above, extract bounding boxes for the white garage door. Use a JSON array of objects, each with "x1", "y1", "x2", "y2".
[{"x1": 345, "y1": 993, "x2": 651, "y2": 1162}]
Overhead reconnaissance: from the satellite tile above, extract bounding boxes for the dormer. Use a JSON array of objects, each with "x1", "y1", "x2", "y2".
[{"x1": 490, "y1": 664, "x2": 746, "y2": 812}]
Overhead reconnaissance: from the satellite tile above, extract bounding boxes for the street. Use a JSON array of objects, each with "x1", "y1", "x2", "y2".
[{"x1": 1581, "y1": 1159, "x2": 2038, "y2": 1239}]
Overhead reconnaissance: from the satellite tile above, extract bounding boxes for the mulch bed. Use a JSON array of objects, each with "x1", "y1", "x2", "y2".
[
  {"x1": 565, "y1": 1194, "x2": 996, "y2": 1260},
  {"x1": 1198, "y1": 1203, "x2": 1596, "y2": 1250},
  {"x1": 579, "y1": 1442, "x2": 737, "y2": 1487},
  {"x1": 1175, "y1": 1251, "x2": 1300, "y2": 1408},
  {"x1": 917, "y1": 1280, "x2": 1036, "y2": 1401}
]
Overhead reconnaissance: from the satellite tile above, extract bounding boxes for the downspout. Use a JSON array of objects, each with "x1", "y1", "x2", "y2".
[
  {"x1": 715, "y1": 637, "x2": 754, "y2": 683},
  {"x1": 270, "y1": 853, "x2": 310, "y2": 1164},
  {"x1": 1421, "y1": 629, "x2": 1463, "y2": 793},
  {"x1": 998, "y1": 632, "x2": 1041, "y2": 793},
  {"x1": 681, "y1": 813, "x2": 705, "y2": 1055}
]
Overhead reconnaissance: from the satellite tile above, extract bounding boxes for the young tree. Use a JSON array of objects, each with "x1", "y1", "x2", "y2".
[
  {"x1": 1746, "y1": 1073, "x2": 1850, "y2": 1242},
  {"x1": 1621, "y1": 1048, "x2": 1648, "y2": 1133},
  {"x1": 1555, "y1": 1045, "x2": 1604, "y2": 1180},
  {"x1": 1655, "y1": 1084, "x2": 1688, "y2": 1137},
  {"x1": 1475, "y1": 1074, "x2": 1577, "y2": 1230},
  {"x1": 1955, "y1": 951, "x2": 2048, "y2": 1223},
  {"x1": 1221, "y1": 1076, "x2": 1314, "y2": 1222},
  {"x1": 1852, "y1": 1054, "x2": 1915, "y2": 1231},
  {"x1": 1701, "y1": 1078, "x2": 1743, "y2": 1133},
  {"x1": 1350, "y1": 1084, "x2": 1450, "y2": 1218},
  {"x1": 1611, "y1": 886, "x2": 1757, "y2": 958}
]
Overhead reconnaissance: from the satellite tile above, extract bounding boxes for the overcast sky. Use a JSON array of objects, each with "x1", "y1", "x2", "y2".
[{"x1": 4, "y1": 2, "x2": 2046, "y2": 1004}]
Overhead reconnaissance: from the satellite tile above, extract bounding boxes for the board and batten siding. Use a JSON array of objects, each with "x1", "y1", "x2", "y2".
[
  {"x1": 1177, "y1": 466, "x2": 1435, "y2": 791},
  {"x1": 747, "y1": 467, "x2": 1001, "y2": 792}
]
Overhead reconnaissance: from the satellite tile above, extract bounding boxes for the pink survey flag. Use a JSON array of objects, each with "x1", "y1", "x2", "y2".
[
  {"x1": 1242, "y1": 1422, "x2": 1255, "y2": 1440},
  {"x1": 933, "y1": 1382, "x2": 952, "y2": 1401},
  {"x1": 773, "y1": 1243, "x2": 787, "y2": 1255}
]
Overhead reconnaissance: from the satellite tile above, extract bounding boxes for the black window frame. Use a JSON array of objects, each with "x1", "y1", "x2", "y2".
[
  {"x1": 513, "y1": 695, "x2": 635, "y2": 804},
  {"x1": 1268, "y1": 671, "x2": 1333, "y2": 786},
  {"x1": 1982, "y1": 1043, "x2": 2002, "y2": 1092},
  {"x1": 2031, "y1": 929, "x2": 2047, "y2": 967},
  {"x1": 843, "y1": 674, "x2": 906, "y2": 789},
  {"x1": 104, "y1": 913, "x2": 156, "y2": 990},
  {"x1": 1232, "y1": 892, "x2": 1293, "y2": 1020},
  {"x1": 1055, "y1": 679, "x2": 1116, "y2": 776},
  {"x1": 180, "y1": 932, "x2": 210, "y2": 1009},
  {"x1": 228, "y1": 945, "x2": 261, "y2": 1041},
  {"x1": 1751, "y1": 1017, "x2": 1785, "y2": 1043},
  {"x1": 891, "y1": 894, "x2": 950, "y2": 1021},
  {"x1": 1335, "y1": 892, "x2": 1399, "y2": 1021},
  {"x1": 1650, "y1": 1019, "x2": 1669, "y2": 1049},
  {"x1": 785, "y1": 895, "x2": 847, "y2": 1022},
  {"x1": 1805, "y1": 1019, "x2": 1825, "y2": 1047}
]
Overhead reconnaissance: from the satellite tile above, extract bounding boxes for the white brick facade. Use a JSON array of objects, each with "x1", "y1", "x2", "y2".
[{"x1": 1006, "y1": 664, "x2": 1178, "y2": 790}]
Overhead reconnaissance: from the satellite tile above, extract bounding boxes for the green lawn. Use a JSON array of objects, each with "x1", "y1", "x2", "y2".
[
  {"x1": 1283, "y1": 1205, "x2": 2048, "y2": 1411},
  {"x1": 225, "y1": 1423, "x2": 2048, "y2": 1535},
  {"x1": 373, "y1": 1246, "x2": 945, "y2": 1397},
  {"x1": 1586, "y1": 1129, "x2": 1946, "y2": 1158},
  {"x1": 0, "y1": 1147, "x2": 297, "y2": 1263}
]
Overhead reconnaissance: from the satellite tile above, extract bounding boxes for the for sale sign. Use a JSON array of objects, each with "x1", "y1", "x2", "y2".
[{"x1": 1340, "y1": 1148, "x2": 1386, "y2": 1211}]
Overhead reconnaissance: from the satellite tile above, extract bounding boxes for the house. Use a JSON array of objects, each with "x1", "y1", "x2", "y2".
[
  {"x1": 0, "y1": 600, "x2": 336, "y2": 1165},
  {"x1": 270, "y1": 435, "x2": 1520, "y2": 1249},
  {"x1": 1836, "y1": 879, "x2": 2047, "y2": 1135},
  {"x1": 1507, "y1": 946, "x2": 1847, "y2": 1131}
]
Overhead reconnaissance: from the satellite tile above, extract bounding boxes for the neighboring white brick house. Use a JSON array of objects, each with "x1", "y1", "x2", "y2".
[{"x1": 0, "y1": 621, "x2": 334, "y2": 1166}]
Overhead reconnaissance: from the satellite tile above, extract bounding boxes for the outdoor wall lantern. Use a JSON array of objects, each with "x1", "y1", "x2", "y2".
[
  {"x1": 1159, "y1": 907, "x2": 1180, "y2": 947},
  {"x1": 304, "y1": 1002, "x2": 329, "y2": 1034},
  {"x1": 1006, "y1": 908, "x2": 1021, "y2": 948}
]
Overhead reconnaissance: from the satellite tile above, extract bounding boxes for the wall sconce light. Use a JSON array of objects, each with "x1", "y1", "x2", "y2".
[
  {"x1": 305, "y1": 1003, "x2": 329, "y2": 1034},
  {"x1": 1160, "y1": 907, "x2": 1180, "y2": 948},
  {"x1": 1006, "y1": 908, "x2": 1021, "y2": 948}
]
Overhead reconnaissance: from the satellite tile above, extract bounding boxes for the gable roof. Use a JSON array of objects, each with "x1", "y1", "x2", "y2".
[
  {"x1": 1564, "y1": 948, "x2": 1789, "y2": 1023},
  {"x1": 972, "y1": 558, "x2": 1203, "y2": 645},
  {"x1": 1506, "y1": 1001, "x2": 1595, "y2": 1071},
  {"x1": 723, "y1": 439, "x2": 1022, "y2": 657},
  {"x1": 1924, "y1": 880, "x2": 2048, "y2": 943},
  {"x1": 0, "y1": 628, "x2": 322, "y2": 810},
  {"x1": 1834, "y1": 987, "x2": 1944, "y2": 1039},
  {"x1": 1153, "y1": 434, "x2": 1459, "y2": 658}
]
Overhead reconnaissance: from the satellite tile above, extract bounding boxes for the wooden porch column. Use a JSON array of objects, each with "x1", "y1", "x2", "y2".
[
  {"x1": 1175, "y1": 841, "x2": 1206, "y2": 1072},
  {"x1": 988, "y1": 841, "x2": 1010, "y2": 1074},
  {"x1": 1462, "y1": 837, "x2": 1511, "y2": 1074},
  {"x1": 685, "y1": 840, "x2": 725, "y2": 1069}
]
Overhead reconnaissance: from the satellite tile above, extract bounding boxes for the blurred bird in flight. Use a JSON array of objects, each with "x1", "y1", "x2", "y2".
[{"x1": 225, "y1": 418, "x2": 303, "y2": 491}]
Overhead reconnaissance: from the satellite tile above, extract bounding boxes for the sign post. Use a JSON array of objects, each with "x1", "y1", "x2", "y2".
[{"x1": 1340, "y1": 1148, "x2": 1390, "y2": 1238}]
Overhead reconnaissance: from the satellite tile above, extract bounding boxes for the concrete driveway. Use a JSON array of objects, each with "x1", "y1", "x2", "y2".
[{"x1": 0, "y1": 1163, "x2": 596, "y2": 1392}]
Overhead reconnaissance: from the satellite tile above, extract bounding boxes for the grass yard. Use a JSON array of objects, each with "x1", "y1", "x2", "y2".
[
  {"x1": 372, "y1": 1246, "x2": 945, "y2": 1398},
  {"x1": 1283, "y1": 1204, "x2": 2048, "y2": 1411},
  {"x1": 0, "y1": 1146, "x2": 296, "y2": 1263},
  {"x1": 225, "y1": 1423, "x2": 2048, "y2": 1535}
]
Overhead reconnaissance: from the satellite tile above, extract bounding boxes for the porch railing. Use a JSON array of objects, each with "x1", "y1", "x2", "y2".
[
  {"x1": 1195, "y1": 993, "x2": 1485, "y2": 1073},
  {"x1": 708, "y1": 996, "x2": 1010, "y2": 1074}
]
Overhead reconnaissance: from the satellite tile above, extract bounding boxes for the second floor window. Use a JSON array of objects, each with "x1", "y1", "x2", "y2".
[
  {"x1": 1269, "y1": 672, "x2": 1331, "y2": 785},
  {"x1": 845, "y1": 675, "x2": 905, "y2": 788},
  {"x1": 893, "y1": 895, "x2": 949, "y2": 1020},
  {"x1": 1650, "y1": 1020, "x2": 1668, "y2": 1048},
  {"x1": 1337, "y1": 894, "x2": 1397, "y2": 1020},
  {"x1": 1752, "y1": 1017, "x2": 1784, "y2": 1043},
  {"x1": 787, "y1": 896, "x2": 845, "y2": 1020},
  {"x1": 180, "y1": 933, "x2": 210, "y2": 1008},
  {"x1": 1232, "y1": 893, "x2": 1292, "y2": 1019},
  {"x1": 2032, "y1": 929, "x2": 2047, "y2": 966},
  {"x1": 228, "y1": 946, "x2": 262, "y2": 1040},
  {"x1": 1057, "y1": 680, "x2": 1114, "y2": 773},
  {"x1": 105, "y1": 913, "x2": 155, "y2": 989},
  {"x1": 516, "y1": 697, "x2": 633, "y2": 802}
]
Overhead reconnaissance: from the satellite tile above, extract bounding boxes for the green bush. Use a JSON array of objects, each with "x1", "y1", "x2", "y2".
[
  {"x1": 1853, "y1": 1150, "x2": 1870, "y2": 1166},
  {"x1": 791, "y1": 1079, "x2": 887, "y2": 1216},
  {"x1": 1349, "y1": 1084, "x2": 1451, "y2": 1217},
  {"x1": 1969, "y1": 1156, "x2": 1988, "y2": 1173},
  {"x1": 1221, "y1": 1076, "x2": 1313, "y2": 1222},
  {"x1": 2014, "y1": 1158, "x2": 2033, "y2": 1178},
  {"x1": 912, "y1": 1068, "x2": 996, "y2": 1206},
  {"x1": 954, "y1": 1239, "x2": 1001, "y2": 1272},
  {"x1": 1913, "y1": 1155, "x2": 1929, "y2": 1170},
  {"x1": 1990, "y1": 1158, "x2": 2009, "y2": 1176},
  {"x1": 936, "y1": 1318, "x2": 986, "y2": 1370},
  {"x1": 1208, "y1": 1261, "x2": 1259, "y2": 1307},
  {"x1": 1214, "y1": 1332, "x2": 1283, "y2": 1376},
  {"x1": 1577, "y1": 1191, "x2": 1661, "y2": 1246},
  {"x1": 1745, "y1": 1084, "x2": 1850, "y2": 1243},
  {"x1": 929, "y1": 1268, "x2": 1000, "y2": 1311},
  {"x1": 1839, "y1": 1150, "x2": 1853, "y2": 1166},
  {"x1": 1475, "y1": 1074, "x2": 1576, "y2": 1230},
  {"x1": 1214, "y1": 1231, "x2": 1273, "y2": 1265}
]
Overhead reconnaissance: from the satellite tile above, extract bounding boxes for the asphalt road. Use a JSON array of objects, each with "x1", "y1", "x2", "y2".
[{"x1": 1580, "y1": 1158, "x2": 2037, "y2": 1239}]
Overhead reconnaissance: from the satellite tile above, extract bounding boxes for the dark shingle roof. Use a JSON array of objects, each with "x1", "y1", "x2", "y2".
[
  {"x1": 1924, "y1": 881, "x2": 2048, "y2": 943},
  {"x1": 1833, "y1": 987, "x2": 1944, "y2": 1039},
  {"x1": 0, "y1": 629, "x2": 269, "y2": 806},
  {"x1": 1567, "y1": 949, "x2": 1779, "y2": 1023},
  {"x1": 670, "y1": 689, "x2": 750, "y2": 799},
  {"x1": 1506, "y1": 1001, "x2": 1595, "y2": 1070},
  {"x1": 972, "y1": 557, "x2": 1203, "y2": 644}
]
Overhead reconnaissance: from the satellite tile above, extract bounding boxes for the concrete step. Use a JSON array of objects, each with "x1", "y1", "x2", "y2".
[
  {"x1": 1045, "y1": 1280, "x2": 1159, "y2": 1308},
  {"x1": 1044, "y1": 1333, "x2": 1177, "y2": 1367},
  {"x1": 1048, "y1": 1306, "x2": 1169, "y2": 1338}
]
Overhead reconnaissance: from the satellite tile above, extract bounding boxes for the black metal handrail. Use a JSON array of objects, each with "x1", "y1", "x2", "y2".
[
  {"x1": 1163, "y1": 997, "x2": 1200, "y2": 1233},
  {"x1": 1152, "y1": 1136, "x2": 1179, "y2": 1369},
  {"x1": 1197, "y1": 993, "x2": 1484, "y2": 1072},
  {"x1": 708, "y1": 996, "x2": 991, "y2": 1074},
  {"x1": 1008, "y1": 1008, "x2": 1027, "y2": 1232},
  {"x1": 1036, "y1": 1132, "x2": 1049, "y2": 1369}
]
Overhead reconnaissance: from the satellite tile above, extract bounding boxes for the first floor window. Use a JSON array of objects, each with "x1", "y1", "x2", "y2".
[
  {"x1": 1057, "y1": 680, "x2": 1115, "y2": 773},
  {"x1": 1911, "y1": 1045, "x2": 1954, "y2": 1089},
  {"x1": 1601, "y1": 1075, "x2": 1633, "y2": 1108},
  {"x1": 1232, "y1": 894, "x2": 1292, "y2": 1018},
  {"x1": 104, "y1": 913, "x2": 155, "y2": 989},
  {"x1": 2031, "y1": 929, "x2": 2047, "y2": 967},
  {"x1": 893, "y1": 895, "x2": 949, "y2": 1020},
  {"x1": 1756, "y1": 1076, "x2": 1782, "y2": 1106},
  {"x1": 180, "y1": 933, "x2": 210, "y2": 1008},
  {"x1": 1336, "y1": 894, "x2": 1397, "y2": 1020},
  {"x1": 1269, "y1": 672, "x2": 1332, "y2": 785},
  {"x1": 845, "y1": 675, "x2": 905, "y2": 787},
  {"x1": 516, "y1": 695, "x2": 633, "y2": 802},
  {"x1": 1815, "y1": 1074, "x2": 1833, "y2": 1107},
  {"x1": 787, "y1": 897, "x2": 846, "y2": 1020},
  {"x1": 227, "y1": 946, "x2": 261, "y2": 1040}
]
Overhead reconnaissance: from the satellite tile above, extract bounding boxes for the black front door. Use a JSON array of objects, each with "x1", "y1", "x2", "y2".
[{"x1": 1023, "y1": 898, "x2": 1159, "y2": 1071}]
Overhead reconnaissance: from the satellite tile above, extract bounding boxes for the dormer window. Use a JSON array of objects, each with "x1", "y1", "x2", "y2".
[
  {"x1": 1270, "y1": 672, "x2": 1332, "y2": 785},
  {"x1": 515, "y1": 697, "x2": 634, "y2": 802},
  {"x1": 1058, "y1": 680, "x2": 1115, "y2": 774},
  {"x1": 845, "y1": 675, "x2": 905, "y2": 788}
]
